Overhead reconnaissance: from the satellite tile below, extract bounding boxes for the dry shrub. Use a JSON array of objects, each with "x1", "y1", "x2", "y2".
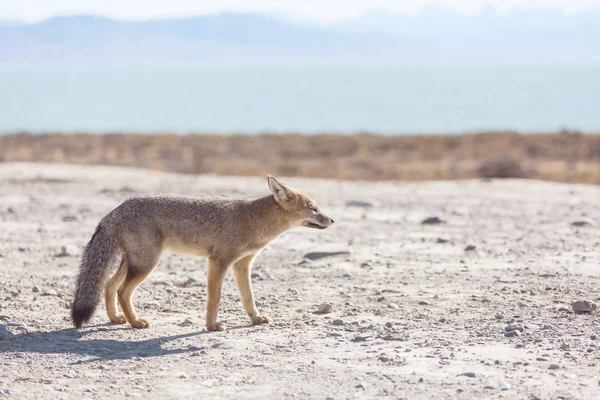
[{"x1": 477, "y1": 155, "x2": 526, "y2": 179}]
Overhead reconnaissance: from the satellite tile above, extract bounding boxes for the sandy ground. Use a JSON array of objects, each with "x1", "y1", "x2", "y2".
[{"x1": 0, "y1": 163, "x2": 599, "y2": 400}]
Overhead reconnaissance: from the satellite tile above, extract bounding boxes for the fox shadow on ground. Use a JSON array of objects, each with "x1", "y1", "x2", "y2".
[{"x1": 0, "y1": 323, "x2": 253, "y2": 363}]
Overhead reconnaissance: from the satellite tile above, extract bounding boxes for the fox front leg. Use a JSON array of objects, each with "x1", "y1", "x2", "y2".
[{"x1": 233, "y1": 255, "x2": 271, "y2": 326}]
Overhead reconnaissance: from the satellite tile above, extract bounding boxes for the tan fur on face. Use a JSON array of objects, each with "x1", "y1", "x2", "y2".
[{"x1": 71, "y1": 176, "x2": 333, "y2": 331}]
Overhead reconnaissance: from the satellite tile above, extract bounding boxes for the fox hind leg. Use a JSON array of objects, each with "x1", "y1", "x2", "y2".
[{"x1": 105, "y1": 257, "x2": 128, "y2": 324}]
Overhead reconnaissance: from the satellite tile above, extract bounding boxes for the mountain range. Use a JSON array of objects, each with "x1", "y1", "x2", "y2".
[{"x1": 1, "y1": 8, "x2": 599, "y2": 64}]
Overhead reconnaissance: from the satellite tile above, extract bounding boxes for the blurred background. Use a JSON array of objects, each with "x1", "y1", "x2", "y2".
[{"x1": 0, "y1": 0, "x2": 598, "y2": 183}]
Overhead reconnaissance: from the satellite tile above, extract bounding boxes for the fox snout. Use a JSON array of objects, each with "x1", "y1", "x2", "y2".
[{"x1": 302, "y1": 213, "x2": 334, "y2": 229}]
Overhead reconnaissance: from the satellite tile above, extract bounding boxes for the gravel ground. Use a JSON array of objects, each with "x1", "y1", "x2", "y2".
[{"x1": 1, "y1": 163, "x2": 599, "y2": 399}]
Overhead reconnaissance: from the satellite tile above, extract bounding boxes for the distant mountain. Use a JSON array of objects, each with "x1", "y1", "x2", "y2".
[{"x1": 1, "y1": 9, "x2": 599, "y2": 64}]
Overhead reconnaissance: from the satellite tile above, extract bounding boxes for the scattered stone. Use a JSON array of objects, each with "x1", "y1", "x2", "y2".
[
  {"x1": 317, "y1": 303, "x2": 334, "y2": 314},
  {"x1": 373, "y1": 309, "x2": 383, "y2": 316},
  {"x1": 523, "y1": 323, "x2": 540, "y2": 330},
  {"x1": 418, "y1": 300, "x2": 431, "y2": 306},
  {"x1": 591, "y1": 334, "x2": 598, "y2": 341},
  {"x1": 387, "y1": 303, "x2": 399, "y2": 310},
  {"x1": 421, "y1": 216, "x2": 444, "y2": 225},
  {"x1": 355, "y1": 382, "x2": 366, "y2": 390},
  {"x1": 495, "y1": 313, "x2": 504, "y2": 320},
  {"x1": 351, "y1": 335, "x2": 373, "y2": 342},
  {"x1": 505, "y1": 323, "x2": 524, "y2": 332},
  {"x1": 560, "y1": 342, "x2": 571, "y2": 350},
  {"x1": 32, "y1": 285, "x2": 40, "y2": 293},
  {"x1": 178, "y1": 318, "x2": 195, "y2": 327},
  {"x1": 548, "y1": 364, "x2": 560, "y2": 370},
  {"x1": 0, "y1": 325, "x2": 14, "y2": 340},
  {"x1": 55, "y1": 245, "x2": 79, "y2": 258},
  {"x1": 62, "y1": 215, "x2": 78, "y2": 222},
  {"x1": 41, "y1": 288, "x2": 58, "y2": 296},
  {"x1": 484, "y1": 382, "x2": 511, "y2": 391},
  {"x1": 572, "y1": 300, "x2": 597, "y2": 313},
  {"x1": 505, "y1": 330, "x2": 521, "y2": 338},
  {"x1": 436, "y1": 238, "x2": 449, "y2": 244},
  {"x1": 327, "y1": 332, "x2": 343, "y2": 338},
  {"x1": 345, "y1": 199, "x2": 378, "y2": 208},
  {"x1": 571, "y1": 220, "x2": 593, "y2": 227},
  {"x1": 332, "y1": 319, "x2": 344, "y2": 326},
  {"x1": 464, "y1": 245, "x2": 477, "y2": 251},
  {"x1": 303, "y1": 246, "x2": 352, "y2": 261},
  {"x1": 460, "y1": 372, "x2": 477, "y2": 378},
  {"x1": 178, "y1": 278, "x2": 198, "y2": 288},
  {"x1": 381, "y1": 334, "x2": 409, "y2": 341},
  {"x1": 378, "y1": 356, "x2": 392, "y2": 362}
]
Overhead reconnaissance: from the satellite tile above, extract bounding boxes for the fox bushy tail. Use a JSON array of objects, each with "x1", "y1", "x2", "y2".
[{"x1": 71, "y1": 224, "x2": 119, "y2": 328}]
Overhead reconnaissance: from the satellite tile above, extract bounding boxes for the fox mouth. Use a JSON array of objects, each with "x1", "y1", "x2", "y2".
[{"x1": 303, "y1": 221, "x2": 328, "y2": 229}]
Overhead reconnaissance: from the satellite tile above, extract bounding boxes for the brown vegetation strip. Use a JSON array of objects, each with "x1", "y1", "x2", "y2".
[{"x1": 1, "y1": 132, "x2": 599, "y2": 184}]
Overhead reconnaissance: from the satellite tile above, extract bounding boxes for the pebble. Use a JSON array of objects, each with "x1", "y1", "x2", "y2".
[
  {"x1": 505, "y1": 323, "x2": 524, "y2": 332},
  {"x1": 62, "y1": 215, "x2": 79, "y2": 222},
  {"x1": 332, "y1": 319, "x2": 344, "y2": 326},
  {"x1": 178, "y1": 318, "x2": 195, "y2": 327},
  {"x1": 504, "y1": 330, "x2": 521, "y2": 338},
  {"x1": 179, "y1": 278, "x2": 198, "y2": 288},
  {"x1": 548, "y1": 364, "x2": 560, "y2": 370},
  {"x1": 387, "y1": 303, "x2": 399, "y2": 309},
  {"x1": 303, "y1": 246, "x2": 352, "y2": 261},
  {"x1": 418, "y1": 300, "x2": 431, "y2": 306},
  {"x1": 345, "y1": 199, "x2": 378, "y2": 208},
  {"x1": 436, "y1": 238, "x2": 449, "y2": 244},
  {"x1": 421, "y1": 216, "x2": 444, "y2": 225},
  {"x1": 571, "y1": 220, "x2": 593, "y2": 227},
  {"x1": 461, "y1": 372, "x2": 477, "y2": 378},
  {"x1": 0, "y1": 325, "x2": 14, "y2": 340},
  {"x1": 351, "y1": 335, "x2": 373, "y2": 342},
  {"x1": 495, "y1": 313, "x2": 504, "y2": 320},
  {"x1": 571, "y1": 300, "x2": 597, "y2": 313},
  {"x1": 55, "y1": 245, "x2": 79, "y2": 258},
  {"x1": 355, "y1": 383, "x2": 366, "y2": 390},
  {"x1": 327, "y1": 332, "x2": 343, "y2": 338},
  {"x1": 42, "y1": 288, "x2": 58, "y2": 296},
  {"x1": 317, "y1": 303, "x2": 334, "y2": 314},
  {"x1": 464, "y1": 245, "x2": 477, "y2": 251},
  {"x1": 32, "y1": 285, "x2": 40, "y2": 293},
  {"x1": 484, "y1": 382, "x2": 511, "y2": 390},
  {"x1": 373, "y1": 309, "x2": 383, "y2": 316},
  {"x1": 560, "y1": 342, "x2": 571, "y2": 350}
]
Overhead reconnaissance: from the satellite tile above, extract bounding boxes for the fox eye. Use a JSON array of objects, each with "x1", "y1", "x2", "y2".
[{"x1": 309, "y1": 206, "x2": 317, "y2": 212}]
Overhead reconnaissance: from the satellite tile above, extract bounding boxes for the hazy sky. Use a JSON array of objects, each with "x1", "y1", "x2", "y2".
[{"x1": 3, "y1": 0, "x2": 600, "y2": 22}]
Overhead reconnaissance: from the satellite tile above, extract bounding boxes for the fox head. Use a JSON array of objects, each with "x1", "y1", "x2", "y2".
[{"x1": 267, "y1": 175, "x2": 334, "y2": 230}]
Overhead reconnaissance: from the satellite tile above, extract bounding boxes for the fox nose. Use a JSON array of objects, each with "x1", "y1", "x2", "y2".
[{"x1": 329, "y1": 217, "x2": 335, "y2": 224}]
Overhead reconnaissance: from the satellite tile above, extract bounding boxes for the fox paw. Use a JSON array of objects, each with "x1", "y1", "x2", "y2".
[
  {"x1": 251, "y1": 315, "x2": 271, "y2": 325},
  {"x1": 130, "y1": 317, "x2": 151, "y2": 329},
  {"x1": 206, "y1": 321, "x2": 225, "y2": 331},
  {"x1": 108, "y1": 314, "x2": 127, "y2": 324}
]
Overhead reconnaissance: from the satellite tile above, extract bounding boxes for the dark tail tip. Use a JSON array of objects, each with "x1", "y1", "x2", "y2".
[{"x1": 71, "y1": 305, "x2": 95, "y2": 329}]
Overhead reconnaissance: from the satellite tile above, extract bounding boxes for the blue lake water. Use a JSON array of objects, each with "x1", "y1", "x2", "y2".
[{"x1": 1, "y1": 64, "x2": 599, "y2": 133}]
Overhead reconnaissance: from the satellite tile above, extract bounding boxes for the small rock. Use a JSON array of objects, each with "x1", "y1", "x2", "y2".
[
  {"x1": 461, "y1": 372, "x2": 477, "y2": 378},
  {"x1": 327, "y1": 332, "x2": 343, "y2": 338},
  {"x1": 304, "y1": 246, "x2": 352, "y2": 261},
  {"x1": 436, "y1": 238, "x2": 449, "y2": 244},
  {"x1": 42, "y1": 288, "x2": 58, "y2": 296},
  {"x1": 484, "y1": 382, "x2": 511, "y2": 390},
  {"x1": 571, "y1": 220, "x2": 593, "y2": 227},
  {"x1": 523, "y1": 323, "x2": 540, "y2": 330},
  {"x1": 317, "y1": 303, "x2": 334, "y2": 314},
  {"x1": 505, "y1": 330, "x2": 521, "y2": 338},
  {"x1": 351, "y1": 335, "x2": 373, "y2": 342},
  {"x1": 421, "y1": 216, "x2": 444, "y2": 225},
  {"x1": 332, "y1": 319, "x2": 344, "y2": 326},
  {"x1": 464, "y1": 245, "x2": 477, "y2": 251},
  {"x1": 418, "y1": 300, "x2": 431, "y2": 306},
  {"x1": 548, "y1": 364, "x2": 560, "y2": 370},
  {"x1": 0, "y1": 325, "x2": 14, "y2": 340},
  {"x1": 505, "y1": 323, "x2": 524, "y2": 332},
  {"x1": 55, "y1": 245, "x2": 79, "y2": 258},
  {"x1": 387, "y1": 303, "x2": 399, "y2": 309},
  {"x1": 378, "y1": 356, "x2": 392, "y2": 362},
  {"x1": 178, "y1": 278, "x2": 198, "y2": 288},
  {"x1": 495, "y1": 313, "x2": 504, "y2": 320},
  {"x1": 560, "y1": 342, "x2": 571, "y2": 350},
  {"x1": 178, "y1": 318, "x2": 195, "y2": 327},
  {"x1": 355, "y1": 383, "x2": 366, "y2": 390},
  {"x1": 345, "y1": 199, "x2": 378, "y2": 208},
  {"x1": 591, "y1": 334, "x2": 598, "y2": 341},
  {"x1": 572, "y1": 300, "x2": 597, "y2": 313},
  {"x1": 62, "y1": 215, "x2": 78, "y2": 222},
  {"x1": 373, "y1": 309, "x2": 383, "y2": 316},
  {"x1": 32, "y1": 286, "x2": 40, "y2": 293}
]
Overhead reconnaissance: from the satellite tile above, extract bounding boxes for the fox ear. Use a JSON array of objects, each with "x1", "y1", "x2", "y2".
[{"x1": 268, "y1": 175, "x2": 292, "y2": 203}]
